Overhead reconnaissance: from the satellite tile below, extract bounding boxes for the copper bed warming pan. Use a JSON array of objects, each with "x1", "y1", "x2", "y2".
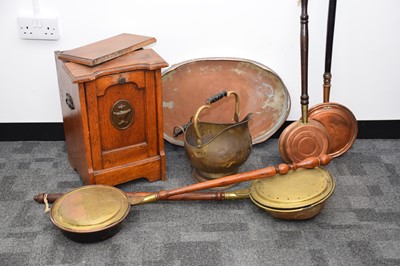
[
  {"x1": 278, "y1": 0, "x2": 331, "y2": 163},
  {"x1": 162, "y1": 57, "x2": 291, "y2": 146},
  {"x1": 308, "y1": 0, "x2": 357, "y2": 158},
  {"x1": 38, "y1": 167, "x2": 334, "y2": 222},
  {"x1": 36, "y1": 155, "x2": 331, "y2": 242}
]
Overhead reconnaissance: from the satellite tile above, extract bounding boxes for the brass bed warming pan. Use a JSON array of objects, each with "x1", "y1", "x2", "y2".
[{"x1": 36, "y1": 155, "x2": 332, "y2": 242}]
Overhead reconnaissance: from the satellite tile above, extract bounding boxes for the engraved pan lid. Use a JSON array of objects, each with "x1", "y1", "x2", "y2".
[
  {"x1": 50, "y1": 185, "x2": 130, "y2": 233},
  {"x1": 249, "y1": 167, "x2": 335, "y2": 210}
]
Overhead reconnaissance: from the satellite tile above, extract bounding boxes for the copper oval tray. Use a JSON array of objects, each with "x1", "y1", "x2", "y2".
[{"x1": 162, "y1": 57, "x2": 291, "y2": 146}]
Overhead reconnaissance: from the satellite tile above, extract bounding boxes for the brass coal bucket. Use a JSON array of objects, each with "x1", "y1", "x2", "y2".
[{"x1": 178, "y1": 91, "x2": 253, "y2": 189}]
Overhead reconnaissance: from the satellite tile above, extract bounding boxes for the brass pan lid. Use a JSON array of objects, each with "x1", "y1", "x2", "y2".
[
  {"x1": 250, "y1": 167, "x2": 334, "y2": 209},
  {"x1": 251, "y1": 196, "x2": 323, "y2": 213},
  {"x1": 50, "y1": 185, "x2": 130, "y2": 233}
]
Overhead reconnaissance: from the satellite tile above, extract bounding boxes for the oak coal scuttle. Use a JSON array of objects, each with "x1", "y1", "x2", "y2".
[{"x1": 55, "y1": 42, "x2": 168, "y2": 186}]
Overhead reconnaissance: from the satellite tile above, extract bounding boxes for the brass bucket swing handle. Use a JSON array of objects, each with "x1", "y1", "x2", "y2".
[
  {"x1": 172, "y1": 118, "x2": 192, "y2": 138},
  {"x1": 193, "y1": 90, "x2": 240, "y2": 144}
]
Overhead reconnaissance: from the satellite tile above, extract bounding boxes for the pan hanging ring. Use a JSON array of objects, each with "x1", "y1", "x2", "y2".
[{"x1": 193, "y1": 91, "x2": 240, "y2": 143}]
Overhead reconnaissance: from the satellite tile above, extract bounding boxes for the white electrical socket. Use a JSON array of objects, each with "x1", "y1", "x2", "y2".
[{"x1": 17, "y1": 16, "x2": 60, "y2": 40}]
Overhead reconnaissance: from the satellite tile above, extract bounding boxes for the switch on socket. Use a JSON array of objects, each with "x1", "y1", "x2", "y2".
[{"x1": 18, "y1": 16, "x2": 60, "y2": 40}]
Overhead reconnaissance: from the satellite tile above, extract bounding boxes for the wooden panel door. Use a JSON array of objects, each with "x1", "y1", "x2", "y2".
[{"x1": 86, "y1": 70, "x2": 158, "y2": 170}]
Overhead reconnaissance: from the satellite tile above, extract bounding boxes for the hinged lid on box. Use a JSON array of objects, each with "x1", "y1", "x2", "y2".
[
  {"x1": 60, "y1": 49, "x2": 168, "y2": 83},
  {"x1": 57, "y1": 33, "x2": 156, "y2": 66}
]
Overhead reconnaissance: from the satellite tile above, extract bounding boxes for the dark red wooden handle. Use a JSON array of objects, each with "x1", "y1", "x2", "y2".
[
  {"x1": 155, "y1": 154, "x2": 331, "y2": 200},
  {"x1": 34, "y1": 191, "x2": 227, "y2": 204},
  {"x1": 300, "y1": 0, "x2": 309, "y2": 108},
  {"x1": 35, "y1": 154, "x2": 332, "y2": 204}
]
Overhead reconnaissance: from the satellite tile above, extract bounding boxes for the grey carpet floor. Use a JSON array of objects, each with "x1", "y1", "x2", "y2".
[{"x1": 0, "y1": 139, "x2": 399, "y2": 266}]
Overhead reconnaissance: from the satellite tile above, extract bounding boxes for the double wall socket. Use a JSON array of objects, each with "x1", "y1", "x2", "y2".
[{"x1": 18, "y1": 16, "x2": 60, "y2": 40}]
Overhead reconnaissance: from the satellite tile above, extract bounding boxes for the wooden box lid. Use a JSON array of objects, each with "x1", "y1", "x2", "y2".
[
  {"x1": 59, "y1": 49, "x2": 168, "y2": 83},
  {"x1": 57, "y1": 33, "x2": 156, "y2": 66}
]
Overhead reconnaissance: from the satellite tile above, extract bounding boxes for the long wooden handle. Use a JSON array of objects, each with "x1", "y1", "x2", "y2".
[
  {"x1": 300, "y1": 0, "x2": 310, "y2": 124},
  {"x1": 36, "y1": 155, "x2": 332, "y2": 206},
  {"x1": 323, "y1": 0, "x2": 337, "y2": 103},
  {"x1": 148, "y1": 154, "x2": 331, "y2": 203},
  {"x1": 34, "y1": 191, "x2": 237, "y2": 204}
]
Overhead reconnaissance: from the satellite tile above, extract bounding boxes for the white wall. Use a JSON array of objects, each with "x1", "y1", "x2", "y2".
[{"x1": 1, "y1": 0, "x2": 399, "y2": 122}]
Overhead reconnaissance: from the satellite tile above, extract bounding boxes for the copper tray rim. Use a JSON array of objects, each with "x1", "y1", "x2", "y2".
[{"x1": 162, "y1": 56, "x2": 291, "y2": 146}]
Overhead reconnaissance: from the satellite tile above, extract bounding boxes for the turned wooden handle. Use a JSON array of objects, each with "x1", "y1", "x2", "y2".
[
  {"x1": 35, "y1": 155, "x2": 331, "y2": 205},
  {"x1": 149, "y1": 192, "x2": 226, "y2": 201},
  {"x1": 155, "y1": 154, "x2": 331, "y2": 200},
  {"x1": 34, "y1": 191, "x2": 227, "y2": 204},
  {"x1": 323, "y1": 0, "x2": 337, "y2": 103},
  {"x1": 300, "y1": 0, "x2": 309, "y2": 108},
  {"x1": 300, "y1": 0, "x2": 310, "y2": 124}
]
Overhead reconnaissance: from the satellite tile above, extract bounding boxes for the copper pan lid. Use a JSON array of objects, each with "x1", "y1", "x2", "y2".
[
  {"x1": 50, "y1": 185, "x2": 130, "y2": 233},
  {"x1": 308, "y1": 102, "x2": 358, "y2": 158},
  {"x1": 250, "y1": 167, "x2": 335, "y2": 210}
]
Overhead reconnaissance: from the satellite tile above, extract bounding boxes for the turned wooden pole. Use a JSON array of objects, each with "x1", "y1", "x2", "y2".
[
  {"x1": 34, "y1": 191, "x2": 229, "y2": 204},
  {"x1": 149, "y1": 154, "x2": 331, "y2": 202},
  {"x1": 35, "y1": 154, "x2": 332, "y2": 206}
]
